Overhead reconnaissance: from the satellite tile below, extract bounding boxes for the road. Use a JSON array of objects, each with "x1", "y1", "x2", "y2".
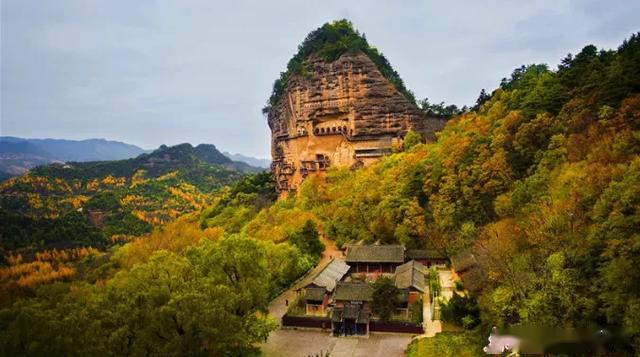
[{"x1": 267, "y1": 234, "x2": 343, "y2": 323}]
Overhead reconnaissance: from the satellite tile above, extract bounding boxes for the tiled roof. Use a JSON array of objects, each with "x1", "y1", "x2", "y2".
[
  {"x1": 394, "y1": 260, "x2": 427, "y2": 292},
  {"x1": 304, "y1": 287, "x2": 326, "y2": 302},
  {"x1": 345, "y1": 245, "x2": 405, "y2": 263},
  {"x1": 333, "y1": 281, "x2": 373, "y2": 302},
  {"x1": 311, "y1": 259, "x2": 350, "y2": 292},
  {"x1": 405, "y1": 249, "x2": 447, "y2": 260},
  {"x1": 331, "y1": 305, "x2": 370, "y2": 323}
]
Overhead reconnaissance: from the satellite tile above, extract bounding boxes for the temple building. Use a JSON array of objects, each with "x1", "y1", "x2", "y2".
[
  {"x1": 330, "y1": 282, "x2": 373, "y2": 336},
  {"x1": 299, "y1": 259, "x2": 350, "y2": 316},
  {"x1": 394, "y1": 260, "x2": 428, "y2": 316},
  {"x1": 345, "y1": 244, "x2": 405, "y2": 276},
  {"x1": 405, "y1": 249, "x2": 448, "y2": 268}
]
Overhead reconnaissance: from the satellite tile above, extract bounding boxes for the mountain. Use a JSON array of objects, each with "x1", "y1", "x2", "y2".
[
  {"x1": 0, "y1": 137, "x2": 149, "y2": 161},
  {"x1": 264, "y1": 20, "x2": 445, "y2": 192},
  {"x1": 0, "y1": 140, "x2": 54, "y2": 177},
  {"x1": 222, "y1": 152, "x2": 271, "y2": 168},
  {"x1": 0, "y1": 137, "x2": 149, "y2": 180},
  {"x1": 1, "y1": 20, "x2": 638, "y2": 356},
  {"x1": 0, "y1": 143, "x2": 254, "y2": 252}
]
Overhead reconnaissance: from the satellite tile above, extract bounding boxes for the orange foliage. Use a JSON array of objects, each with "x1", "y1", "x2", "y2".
[
  {"x1": 114, "y1": 218, "x2": 223, "y2": 269},
  {"x1": 86, "y1": 179, "x2": 100, "y2": 191},
  {"x1": 131, "y1": 169, "x2": 148, "y2": 187},
  {"x1": 34, "y1": 247, "x2": 99, "y2": 263},
  {"x1": 120, "y1": 194, "x2": 145, "y2": 206},
  {"x1": 0, "y1": 261, "x2": 75, "y2": 289},
  {"x1": 169, "y1": 185, "x2": 203, "y2": 209},
  {"x1": 101, "y1": 175, "x2": 126, "y2": 187}
]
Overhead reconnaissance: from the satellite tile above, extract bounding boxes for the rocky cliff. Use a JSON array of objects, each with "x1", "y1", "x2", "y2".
[{"x1": 266, "y1": 21, "x2": 445, "y2": 193}]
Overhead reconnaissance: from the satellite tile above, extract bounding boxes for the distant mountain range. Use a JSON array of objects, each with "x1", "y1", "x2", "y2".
[
  {"x1": 0, "y1": 137, "x2": 269, "y2": 180},
  {"x1": 0, "y1": 142, "x2": 262, "y2": 251},
  {"x1": 0, "y1": 137, "x2": 148, "y2": 180},
  {"x1": 222, "y1": 152, "x2": 270, "y2": 169}
]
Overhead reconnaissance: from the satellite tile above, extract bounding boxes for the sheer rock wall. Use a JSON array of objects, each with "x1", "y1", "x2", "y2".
[{"x1": 267, "y1": 52, "x2": 445, "y2": 193}]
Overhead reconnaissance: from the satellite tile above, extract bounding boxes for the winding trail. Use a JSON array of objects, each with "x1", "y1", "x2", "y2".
[{"x1": 267, "y1": 235, "x2": 343, "y2": 323}]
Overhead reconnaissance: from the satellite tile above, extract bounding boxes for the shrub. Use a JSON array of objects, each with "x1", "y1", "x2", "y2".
[
  {"x1": 440, "y1": 293, "x2": 480, "y2": 329},
  {"x1": 372, "y1": 277, "x2": 400, "y2": 322}
]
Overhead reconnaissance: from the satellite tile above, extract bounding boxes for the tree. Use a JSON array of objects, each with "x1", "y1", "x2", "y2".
[
  {"x1": 440, "y1": 293, "x2": 480, "y2": 329},
  {"x1": 475, "y1": 88, "x2": 491, "y2": 109},
  {"x1": 0, "y1": 236, "x2": 278, "y2": 356},
  {"x1": 288, "y1": 220, "x2": 325, "y2": 258},
  {"x1": 403, "y1": 131, "x2": 423, "y2": 151},
  {"x1": 419, "y1": 97, "x2": 462, "y2": 118},
  {"x1": 372, "y1": 277, "x2": 399, "y2": 322}
]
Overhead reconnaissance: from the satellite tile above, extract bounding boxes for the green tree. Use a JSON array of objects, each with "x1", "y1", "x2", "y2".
[
  {"x1": 474, "y1": 88, "x2": 491, "y2": 109},
  {"x1": 372, "y1": 277, "x2": 399, "y2": 322},
  {"x1": 403, "y1": 131, "x2": 423, "y2": 151},
  {"x1": 0, "y1": 236, "x2": 278, "y2": 356},
  {"x1": 440, "y1": 293, "x2": 480, "y2": 329},
  {"x1": 288, "y1": 220, "x2": 325, "y2": 258}
]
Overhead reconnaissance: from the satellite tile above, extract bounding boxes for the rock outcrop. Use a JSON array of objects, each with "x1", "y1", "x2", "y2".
[{"x1": 267, "y1": 52, "x2": 445, "y2": 193}]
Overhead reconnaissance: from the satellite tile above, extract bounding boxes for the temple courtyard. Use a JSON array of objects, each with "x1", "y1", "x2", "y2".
[{"x1": 259, "y1": 329, "x2": 412, "y2": 357}]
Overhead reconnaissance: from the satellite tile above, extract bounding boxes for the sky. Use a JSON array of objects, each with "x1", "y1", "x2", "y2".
[{"x1": 1, "y1": 1, "x2": 638, "y2": 158}]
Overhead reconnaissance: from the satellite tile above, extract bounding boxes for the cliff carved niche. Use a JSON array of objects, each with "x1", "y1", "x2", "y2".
[{"x1": 267, "y1": 52, "x2": 443, "y2": 193}]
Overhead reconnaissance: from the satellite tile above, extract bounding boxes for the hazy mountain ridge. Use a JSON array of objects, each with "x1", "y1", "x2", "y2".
[
  {"x1": 222, "y1": 151, "x2": 271, "y2": 168},
  {"x1": 0, "y1": 137, "x2": 149, "y2": 179},
  {"x1": 0, "y1": 143, "x2": 257, "y2": 252},
  {"x1": 0, "y1": 137, "x2": 265, "y2": 180},
  {"x1": 1, "y1": 137, "x2": 149, "y2": 161}
]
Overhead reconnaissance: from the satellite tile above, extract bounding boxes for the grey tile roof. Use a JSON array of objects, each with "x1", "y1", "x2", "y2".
[
  {"x1": 311, "y1": 259, "x2": 350, "y2": 292},
  {"x1": 331, "y1": 305, "x2": 370, "y2": 323},
  {"x1": 394, "y1": 260, "x2": 427, "y2": 293},
  {"x1": 345, "y1": 245, "x2": 405, "y2": 263},
  {"x1": 333, "y1": 282, "x2": 373, "y2": 302},
  {"x1": 405, "y1": 249, "x2": 447, "y2": 260},
  {"x1": 304, "y1": 287, "x2": 326, "y2": 302}
]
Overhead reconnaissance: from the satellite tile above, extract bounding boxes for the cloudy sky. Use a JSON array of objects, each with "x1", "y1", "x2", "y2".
[{"x1": 2, "y1": 1, "x2": 638, "y2": 158}]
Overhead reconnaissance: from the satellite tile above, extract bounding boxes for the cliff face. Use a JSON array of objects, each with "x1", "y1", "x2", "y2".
[{"x1": 267, "y1": 52, "x2": 444, "y2": 193}]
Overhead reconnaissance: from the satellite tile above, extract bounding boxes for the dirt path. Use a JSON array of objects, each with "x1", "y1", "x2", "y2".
[
  {"x1": 439, "y1": 269, "x2": 455, "y2": 299},
  {"x1": 421, "y1": 287, "x2": 442, "y2": 337},
  {"x1": 267, "y1": 235, "x2": 343, "y2": 323}
]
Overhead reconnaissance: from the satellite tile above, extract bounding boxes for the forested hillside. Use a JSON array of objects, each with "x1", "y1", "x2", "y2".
[
  {"x1": 0, "y1": 143, "x2": 256, "y2": 254},
  {"x1": 218, "y1": 35, "x2": 640, "y2": 349},
  {"x1": 301, "y1": 33, "x2": 639, "y2": 353},
  {"x1": 0, "y1": 31, "x2": 638, "y2": 355},
  {"x1": 0, "y1": 170, "x2": 323, "y2": 355},
  {"x1": 216, "y1": 32, "x2": 640, "y2": 352}
]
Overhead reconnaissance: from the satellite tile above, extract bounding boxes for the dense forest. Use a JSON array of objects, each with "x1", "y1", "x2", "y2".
[
  {"x1": 236, "y1": 31, "x2": 640, "y2": 353},
  {"x1": 0, "y1": 169, "x2": 323, "y2": 355},
  {"x1": 0, "y1": 27, "x2": 639, "y2": 355},
  {"x1": 0, "y1": 143, "x2": 255, "y2": 255}
]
